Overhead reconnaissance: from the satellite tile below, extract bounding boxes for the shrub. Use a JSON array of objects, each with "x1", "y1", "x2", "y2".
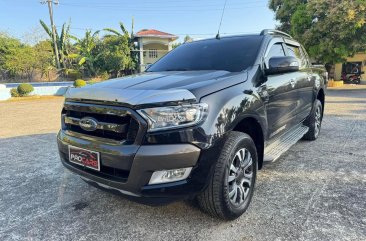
[
  {"x1": 10, "y1": 88, "x2": 20, "y2": 97},
  {"x1": 87, "y1": 80, "x2": 99, "y2": 85},
  {"x1": 66, "y1": 69, "x2": 82, "y2": 80},
  {"x1": 74, "y1": 79, "x2": 86, "y2": 88},
  {"x1": 99, "y1": 72, "x2": 110, "y2": 81},
  {"x1": 17, "y1": 83, "x2": 34, "y2": 96}
]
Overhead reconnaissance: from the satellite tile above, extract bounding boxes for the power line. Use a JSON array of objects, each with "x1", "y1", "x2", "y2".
[
  {"x1": 56, "y1": 27, "x2": 259, "y2": 39},
  {"x1": 35, "y1": 0, "x2": 266, "y2": 40},
  {"x1": 59, "y1": 0, "x2": 267, "y2": 4},
  {"x1": 53, "y1": 24, "x2": 258, "y2": 36},
  {"x1": 57, "y1": 3, "x2": 267, "y2": 13},
  {"x1": 58, "y1": 0, "x2": 267, "y2": 8}
]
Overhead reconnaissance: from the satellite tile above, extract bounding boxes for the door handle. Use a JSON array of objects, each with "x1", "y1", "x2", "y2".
[{"x1": 290, "y1": 79, "x2": 296, "y2": 88}]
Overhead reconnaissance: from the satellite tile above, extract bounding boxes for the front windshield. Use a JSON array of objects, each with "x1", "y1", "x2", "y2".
[{"x1": 147, "y1": 35, "x2": 263, "y2": 73}]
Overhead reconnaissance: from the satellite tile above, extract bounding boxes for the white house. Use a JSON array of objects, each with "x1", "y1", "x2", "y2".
[{"x1": 133, "y1": 29, "x2": 178, "y2": 72}]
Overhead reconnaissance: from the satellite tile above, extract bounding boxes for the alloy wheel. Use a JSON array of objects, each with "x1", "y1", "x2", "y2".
[
  {"x1": 315, "y1": 105, "x2": 322, "y2": 137},
  {"x1": 228, "y1": 148, "x2": 254, "y2": 206}
]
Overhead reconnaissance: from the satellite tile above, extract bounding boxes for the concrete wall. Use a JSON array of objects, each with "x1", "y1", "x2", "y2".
[
  {"x1": 32, "y1": 86, "x2": 69, "y2": 96},
  {"x1": 334, "y1": 53, "x2": 366, "y2": 80},
  {"x1": 5, "y1": 81, "x2": 73, "y2": 88},
  {"x1": 0, "y1": 84, "x2": 10, "y2": 101},
  {"x1": 0, "y1": 82, "x2": 72, "y2": 101}
]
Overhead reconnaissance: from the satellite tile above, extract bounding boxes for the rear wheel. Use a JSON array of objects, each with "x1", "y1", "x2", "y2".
[
  {"x1": 303, "y1": 99, "x2": 323, "y2": 141},
  {"x1": 197, "y1": 131, "x2": 257, "y2": 220}
]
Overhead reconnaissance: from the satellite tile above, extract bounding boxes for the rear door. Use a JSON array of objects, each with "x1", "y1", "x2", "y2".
[
  {"x1": 285, "y1": 42, "x2": 314, "y2": 123},
  {"x1": 262, "y1": 41, "x2": 299, "y2": 139}
]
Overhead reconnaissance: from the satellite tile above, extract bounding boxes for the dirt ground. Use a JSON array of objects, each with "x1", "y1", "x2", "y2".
[{"x1": 0, "y1": 96, "x2": 64, "y2": 138}]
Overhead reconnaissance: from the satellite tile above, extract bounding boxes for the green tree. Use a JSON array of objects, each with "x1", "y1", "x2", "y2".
[
  {"x1": 98, "y1": 35, "x2": 133, "y2": 77},
  {"x1": 3, "y1": 45, "x2": 37, "y2": 81},
  {"x1": 184, "y1": 35, "x2": 193, "y2": 43},
  {"x1": 75, "y1": 30, "x2": 102, "y2": 77},
  {"x1": 104, "y1": 22, "x2": 137, "y2": 73},
  {"x1": 269, "y1": 0, "x2": 366, "y2": 63},
  {"x1": 104, "y1": 22, "x2": 129, "y2": 37},
  {"x1": 172, "y1": 42, "x2": 181, "y2": 49},
  {"x1": 0, "y1": 33, "x2": 23, "y2": 79},
  {"x1": 269, "y1": 0, "x2": 307, "y2": 32},
  {"x1": 0, "y1": 33, "x2": 54, "y2": 81},
  {"x1": 34, "y1": 40, "x2": 54, "y2": 80}
]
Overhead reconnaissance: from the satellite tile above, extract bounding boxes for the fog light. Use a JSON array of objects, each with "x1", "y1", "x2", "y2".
[{"x1": 149, "y1": 167, "x2": 192, "y2": 185}]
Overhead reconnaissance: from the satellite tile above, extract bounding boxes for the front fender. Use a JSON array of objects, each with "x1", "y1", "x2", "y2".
[{"x1": 200, "y1": 82, "x2": 267, "y2": 146}]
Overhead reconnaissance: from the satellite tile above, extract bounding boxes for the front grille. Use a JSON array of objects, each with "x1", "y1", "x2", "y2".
[
  {"x1": 66, "y1": 124, "x2": 129, "y2": 141},
  {"x1": 62, "y1": 102, "x2": 140, "y2": 143}
]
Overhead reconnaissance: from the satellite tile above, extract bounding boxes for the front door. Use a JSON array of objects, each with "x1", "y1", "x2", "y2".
[
  {"x1": 264, "y1": 73, "x2": 299, "y2": 139},
  {"x1": 262, "y1": 42, "x2": 299, "y2": 139}
]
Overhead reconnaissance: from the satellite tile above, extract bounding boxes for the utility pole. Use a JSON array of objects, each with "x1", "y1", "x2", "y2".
[{"x1": 41, "y1": 0, "x2": 60, "y2": 69}]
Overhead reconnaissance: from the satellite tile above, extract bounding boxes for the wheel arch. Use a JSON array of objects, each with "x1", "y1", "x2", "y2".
[
  {"x1": 317, "y1": 88, "x2": 325, "y2": 114},
  {"x1": 233, "y1": 116, "x2": 265, "y2": 170}
]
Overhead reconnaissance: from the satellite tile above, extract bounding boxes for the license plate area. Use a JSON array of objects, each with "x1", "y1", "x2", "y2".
[{"x1": 68, "y1": 145, "x2": 100, "y2": 171}]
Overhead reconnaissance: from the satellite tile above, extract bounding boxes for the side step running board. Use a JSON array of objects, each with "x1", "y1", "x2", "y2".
[{"x1": 264, "y1": 125, "x2": 309, "y2": 162}]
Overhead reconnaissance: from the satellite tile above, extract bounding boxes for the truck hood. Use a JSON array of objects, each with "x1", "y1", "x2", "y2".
[{"x1": 66, "y1": 70, "x2": 248, "y2": 106}]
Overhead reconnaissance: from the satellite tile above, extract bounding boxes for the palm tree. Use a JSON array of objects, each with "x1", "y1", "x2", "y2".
[
  {"x1": 104, "y1": 22, "x2": 129, "y2": 37},
  {"x1": 39, "y1": 19, "x2": 74, "y2": 70},
  {"x1": 74, "y1": 30, "x2": 101, "y2": 77}
]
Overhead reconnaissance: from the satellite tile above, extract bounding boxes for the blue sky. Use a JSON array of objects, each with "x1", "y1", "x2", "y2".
[{"x1": 0, "y1": 0, "x2": 277, "y2": 42}]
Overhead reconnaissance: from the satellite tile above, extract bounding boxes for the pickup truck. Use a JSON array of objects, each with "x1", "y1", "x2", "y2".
[{"x1": 57, "y1": 29, "x2": 327, "y2": 220}]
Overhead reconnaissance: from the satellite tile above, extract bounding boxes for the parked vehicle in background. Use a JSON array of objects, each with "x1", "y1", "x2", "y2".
[
  {"x1": 57, "y1": 29, "x2": 327, "y2": 220},
  {"x1": 342, "y1": 72, "x2": 363, "y2": 84}
]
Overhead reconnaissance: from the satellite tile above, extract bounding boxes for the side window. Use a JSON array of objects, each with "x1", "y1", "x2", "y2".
[
  {"x1": 265, "y1": 43, "x2": 285, "y2": 67},
  {"x1": 300, "y1": 46, "x2": 310, "y2": 67},
  {"x1": 286, "y1": 44, "x2": 307, "y2": 68}
]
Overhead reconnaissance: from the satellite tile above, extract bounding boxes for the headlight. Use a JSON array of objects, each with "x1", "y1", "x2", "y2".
[{"x1": 137, "y1": 103, "x2": 208, "y2": 132}]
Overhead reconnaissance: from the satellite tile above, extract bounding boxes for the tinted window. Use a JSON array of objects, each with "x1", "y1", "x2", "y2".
[
  {"x1": 147, "y1": 36, "x2": 263, "y2": 73},
  {"x1": 265, "y1": 43, "x2": 285, "y2": 67},
  {"x1": 267, "y1": 43, "x2": 285, "y2": 59},
  {"x1": 286, "y1": 44, "x2": 307, "y2": 68}
]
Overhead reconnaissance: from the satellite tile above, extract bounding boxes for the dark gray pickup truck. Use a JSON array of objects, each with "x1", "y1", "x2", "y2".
[{"x1": 57, "y1": 29, "x2": 327, "y2": 220}]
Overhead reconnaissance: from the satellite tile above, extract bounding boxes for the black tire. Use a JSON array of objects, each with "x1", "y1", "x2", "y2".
[
  {"x1": 303, "y1": 99, "x2": 323, "y2": 141},
  {"x1": 197, "y1": 131, "x2": 257, "y2": 220}
]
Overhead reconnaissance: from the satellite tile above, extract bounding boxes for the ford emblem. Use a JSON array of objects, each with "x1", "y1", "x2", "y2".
[{"x1": 79, "y1": 117, "x2": 98, "y2": 131}]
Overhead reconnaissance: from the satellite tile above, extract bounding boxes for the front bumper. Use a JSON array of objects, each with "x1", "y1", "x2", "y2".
[{"x1": 57, "y1": 130, "x2": 207, "y2": 204}]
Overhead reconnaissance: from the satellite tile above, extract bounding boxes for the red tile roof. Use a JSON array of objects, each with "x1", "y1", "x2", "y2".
[{"x1": 135, "y1": 29, "x2": 178, "y2": 39}]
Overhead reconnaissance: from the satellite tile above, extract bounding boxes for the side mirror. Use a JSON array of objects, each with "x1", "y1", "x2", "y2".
[{"x1": 265, "y1": 56, "x2": 299, "y2": 75}]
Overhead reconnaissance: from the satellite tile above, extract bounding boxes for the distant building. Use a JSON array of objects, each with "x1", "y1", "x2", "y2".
[
  {"x1": 333, "y1": 53, "x2": 366, "y2": 81},
  {"x1": 133, "y1": 29, "x2": 178, "y2": 72}
]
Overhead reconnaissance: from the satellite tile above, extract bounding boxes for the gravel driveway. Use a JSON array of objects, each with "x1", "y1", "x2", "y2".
[{"x1": 1, "y1": 89, "x2": 365, "y2": 241}]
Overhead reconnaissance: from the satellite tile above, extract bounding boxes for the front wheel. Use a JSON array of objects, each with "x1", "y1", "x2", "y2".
[
  {"x1": 197, "y1": 131, "x2": 257, "y2": 220},
  {"x1": 303, "y1": 99, "x2": 323, "y2": 141}
]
